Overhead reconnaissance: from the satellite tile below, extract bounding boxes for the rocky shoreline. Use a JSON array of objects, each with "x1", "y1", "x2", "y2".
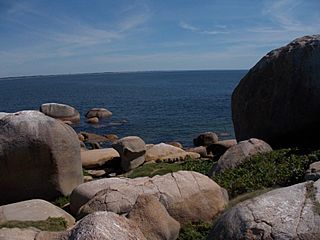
[{"x1": 1, "y1": 35, "x2": 320, "y2": 239}]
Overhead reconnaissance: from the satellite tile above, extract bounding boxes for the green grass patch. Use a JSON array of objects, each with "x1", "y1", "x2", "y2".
[
  {"x1": 212, "y1": 148, "x2": 319, "y2": 198},
  {"x1": 0, "y1": 217, "x2": 68, "y2": 231},
  {"x1": 126, "y1": 158, "x2": 215, "y2": 178},
  {"x1": 178, "y1": 221, "x2": 212, "y2": 240},
  {"x1": 51, "y1": 196, "x2": 70, "y2": 208}
]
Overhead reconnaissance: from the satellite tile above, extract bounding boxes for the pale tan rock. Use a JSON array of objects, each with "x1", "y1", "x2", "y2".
[
  {"x1": 86, "y1": 117, "x2": 99, "y2": 124},
  {"x1": 71, "y1": 171, "x2": 228, "y2": 225},
  {"x1": 145, "y1": 143, "x2": 200, "y2": 163},
  {"x1": 86, "y1": 170, "x2": 106, "y2": 177},
  {"x1": 0, "y1": 199, "x2": 75, "y2": 227},
  {"x1": 85, "y1": 108, "x2": 112, "y2": 119},
  {"x1": 81, "y1": 148, "x2": 119, "y2": 169},
  {"x1": 0, "y1": 228, "x2": 39, "y2": 240}
]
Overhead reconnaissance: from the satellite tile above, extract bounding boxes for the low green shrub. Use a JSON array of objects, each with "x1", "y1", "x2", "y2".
[
  {"x1": 0, "y1": 217, "x2": 68, "y2": 231},
  {"x1": 212, "y1": 149, "x2": 318, "y2": 198},
  {"x1": 178, "y1": 221, "x2": 212, "y2": 240}
]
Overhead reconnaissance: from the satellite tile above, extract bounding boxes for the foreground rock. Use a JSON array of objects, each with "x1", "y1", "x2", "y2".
[
  {"x1": 232, "y1": 35, "x2": 320, "y2": 148},
  {"x1": 70, "y1": 171, "x2": 228, "y2": 225},
  {"x1": 305, "y1": 161, "x2": 320, "y2": 181},
  {"x1": 209, "y1": 138, "x2": 272, "y2": 176},
  {"x1": 85, "y1": 108, "x2": 112, "y2": 119},
  {"x1": 0, "y1": 111, "x2": 83, "y2": 204},
  {"x1": 193, "y1": 132, "x2": 218, "y2": 147},
  {"x1": 0, "y1": 228, "x2": 39, "y2": 240},
  {"x1": 40, "y1": 103, "x2": 80, "y2": 124},
  {"x1": 0, "y1": 199, "x2": 75, "y2": 227},
  {"x1": 112, "y1": 136, "x2": 146, "y2": 171},
  {"x1": 69, "y1": 211, "x2": 146, "y2": 240},
  {"x1": 128, "y1": 195, "x2": 180, "y2": 240},
  {"x1": 81, "y1": 148, "x2": 120, "y2": 169},
  {"x1": 208, "y1": 180, "x2": 320, "y2": 239},
  {"x1": 145, "y1": 143, "x2": 200, "y2": 163}
]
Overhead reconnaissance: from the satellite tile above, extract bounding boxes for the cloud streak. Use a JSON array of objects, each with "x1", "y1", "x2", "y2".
[{"x1": 179, "y1": 21, "x2": 229, "y2": 35}]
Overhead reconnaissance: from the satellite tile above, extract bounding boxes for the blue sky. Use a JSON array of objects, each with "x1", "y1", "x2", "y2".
[{"x1": 0, "y1": 0, "x2": 319, "y2": 77}]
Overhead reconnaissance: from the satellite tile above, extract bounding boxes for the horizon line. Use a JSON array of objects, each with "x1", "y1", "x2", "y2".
[{"x1": 0, "y1": 68, "x2": 248, "y2": 80}]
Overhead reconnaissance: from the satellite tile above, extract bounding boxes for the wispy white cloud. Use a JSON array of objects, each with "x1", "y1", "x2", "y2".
[{"x1": 179, "y1": 21, "x2": 229, "y2": 35}]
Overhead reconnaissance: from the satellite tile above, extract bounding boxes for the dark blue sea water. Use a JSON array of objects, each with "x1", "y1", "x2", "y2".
[{"x1": 0, "y1": 70, "x2": 246, "y2": 147}]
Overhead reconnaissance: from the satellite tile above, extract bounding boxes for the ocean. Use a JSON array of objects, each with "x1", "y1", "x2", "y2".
[{"x1": 0, "y1": 70, "x2": 246, "y2": 147}]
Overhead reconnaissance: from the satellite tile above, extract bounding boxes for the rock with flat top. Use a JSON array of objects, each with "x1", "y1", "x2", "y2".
[
  {"x1": 0, "y1": 111, "x2": 83, "y2": 204},
  {"x1": 40, "y1": 103, "x2": 80, "y2": 124},
  {"x1": 112, "y1": 136, "x2": 146, "y2": 171},
  {"x1": 70, "y1": 171, "x2": 228, "y2": 225},
  {"x1": 232, "y1": 35, "x2": 320, "y2": 148},
  {"x1": 128, "y1": 194, "x2": 180, "y2": 240},
  {"x1": 85, "y1": 108, "x2": 112, "y2": 119},
  {"x1": 0, "y1": 199, "x2": 75, "y2": 227},
  {"x1": 145, "y1": 143, "x2": 200, "y2": 163},
  {"x1": 208, "y1": 180, "x2": 320, "y2": 239},
  {"x1": 81, "y1": 148, "x2": 120, "y2": 169},
  {"x1": 69, "y1": 211, "x2": 146, "y2": 240}
]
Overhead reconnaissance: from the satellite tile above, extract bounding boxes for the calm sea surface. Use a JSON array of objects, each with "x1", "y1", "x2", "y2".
[{"x1": 0, "y1": 70, "x2": 246, "y2": 147}]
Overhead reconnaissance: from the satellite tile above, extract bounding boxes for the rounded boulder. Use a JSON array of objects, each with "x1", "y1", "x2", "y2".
[
  {"x1": 0, "y1": 111, "x2": 83, "y2": 204},
  {"x1": 40, "y1": 103, "x2": 80, "y2": 124}
]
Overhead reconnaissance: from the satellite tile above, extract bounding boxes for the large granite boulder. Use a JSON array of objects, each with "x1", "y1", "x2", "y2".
[
  {"x1": 0, "y1": 111, "x2": 83, "y2": 204},
  {"x1": 68, "y1": 211, "x2": 146, "y2": 240},
  {"x1": 85, "y1": 108, "x2": 112, "y2": 119},
  {"x1": 145, "y1": 143, "x2": 200, "y2": 163},
  {"x1": 232, "y1": 35, "x2": 320, "y2": 148},
  {"x1": 209, "y1": 138, "x2": 272, "y2": 176},
  {"x1": 81, "y1": 148, "x2": 120, "y2": 169},
  {"x1": 70, "y1": 171, "x2": 228, "y2": 225},
  {"x1": 40, "y1": 103, "x2": 80, "y2": 124},
  {"x1": 208, "y1": 180, "x2": 320, "y2": 239},
  {"x1": 0, "y1": 199, "x2": 75, "y2": 227},
  {"x1": 193, "y1": 132, "x2": 218, "y2": 147},
  {"x1": 128, "y1": 194, "x2": 180, "y2": 240},
  {"x1": 112, "y1": 136, "x2": 146, "y2": 171},
  {"x1": 0, "y1": 228, "x2": 39, "y2": 240}
]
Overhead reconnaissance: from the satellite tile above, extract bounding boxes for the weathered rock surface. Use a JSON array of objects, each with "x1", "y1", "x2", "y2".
[
  {"x1": 232, "y1": 35, "x2": 320, "y2": 148},
  {"x1": 208, "y1": 180, "x2": 320, "y2": 239},
  {"x1": 85, "y1": 117, "x2": 99, "y2": 124},
  {"x1": 104, "y1": 134, "x2": 118, "y2": 143},
  {"x1": 70, "y1": 171, "x2": 228, "y2": 225},
  {"x1": 81, "y1": 148, "x2": 120, "y2": 169},
  {"x1": 0, "y1": 111, "x2": 83, "y2": 204},
  {"x1": 305, "y1": 161, "x2": 320, "y2": 181},
  {"x1": 0, "y1": 228, "x2": 39, "y2": 240},
  {"x1": 145, "y1": 143, "x2": 200, "y2": 163},
  {"x1": 112, "y1": 136, "x2": 146, "y2": 171},
  {"x1": 128, "y1": 195, "x2": 180, "y2": 240},
  {"x1": 85, "y1": 108, "x2": 112, "y2": 119},
  {"x1": 0, "y1": 112, "x2": 8, "y2": 119},
  {"x1": 69, "y1": 211, "x2": 146, "y2": 240},
  {"x1": 207, "y1": 139, "x2": 237, "y2": 157},
  {"x1": 40, "y1": 103, "x2": 80, "y2": 124},
  {"x1": 186, "y1": 146, "x2": 209, "y2": 158},
  {"x1": 0, "y1": 199, "x2": 75, "y2": 227},
  {"x1": 166, "y1": 142, "x2": 183, "y2": 149},
  {"x1": 80, "y1": 132, "x2": 109, "y2": 143},
  {"x1": 209, "y1": 138, "x2": 272, "y2": 175},
  {"x1": 193, "y1": 132, "x2": 218, "y2": 147}
]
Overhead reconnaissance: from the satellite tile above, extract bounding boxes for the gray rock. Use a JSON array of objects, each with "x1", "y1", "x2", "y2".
[
  {"x1": 112, "y1": 136, "x2": 146, "y2": 172},
  {"x1": 0, "y1": 111, "x2": 83, "y2": 204},
  {"x1": 208, "y1": 180, "x2": 320, "y2": 239},
  {"x1": 232, "y1": 35, "x2": 320, "y2": 148},
  {"x1": 40, "y1": 103, "x2": 80, "y2": 124},
  {"x1": 193, "y1": 132, "x2": 218, "y2": 147},
  {"x1": 68, "y1": 211, "x2": 146, "y2": 240},
  {"x1": 206, "y1": 139, "x2": 237, "y2": 157},
  {"x1": 0, "y1": 199, "x2": 75, "y2": 227},
  {"x1": 0, "y1": 228, "x2": 39, "y2": 240},
  {"x1": 305, "y1": 161, "x2": 320, "y2": 181},
  {"x1": 128, "y1": 194, "x2": 180, "y2": 240},
  {"x1": 209, "y1": 138, "x2": 272, "y2": 176},
  {"x1": 85, "y1": 108, "x2": 112, "y2": 119},
  {"x1": 70, "y1": 171, "x2": 228, "y2": 225}
]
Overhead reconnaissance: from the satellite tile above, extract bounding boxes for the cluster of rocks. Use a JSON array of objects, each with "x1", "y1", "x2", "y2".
[{"x1": 39, "y1": 103, "x2": 112, "y2": 125}]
